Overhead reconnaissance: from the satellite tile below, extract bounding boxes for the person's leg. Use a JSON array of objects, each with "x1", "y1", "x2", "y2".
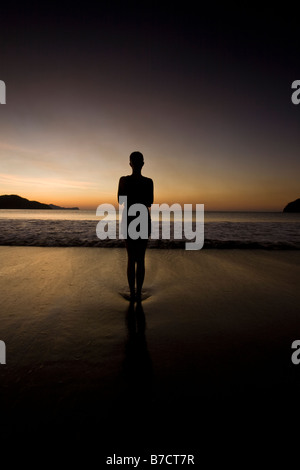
[
  {"x1": 136, "y1": 257, "x2": 145, "y2": 300},
  {"x1": 136, "y1": 241, "x2": 147, "y2": 301},
  {"x1": 125, "y1": 242, "x2": 136, "y2": 299}
]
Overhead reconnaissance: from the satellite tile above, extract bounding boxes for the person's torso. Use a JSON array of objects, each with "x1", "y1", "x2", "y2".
[{"x1": 123, "y1": 175, "x2": 152, "y2": 206}]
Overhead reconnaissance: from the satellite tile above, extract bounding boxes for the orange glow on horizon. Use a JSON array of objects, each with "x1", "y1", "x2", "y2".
[
  {"x1": 0, "y1": 149, "x2": 298, "y2": 212},
  {"x1": 1, "y1": 185, "x2": 295, "y2": 212}
]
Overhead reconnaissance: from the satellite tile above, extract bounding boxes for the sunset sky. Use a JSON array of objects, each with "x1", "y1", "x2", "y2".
[{"x1": 0, "y1": 3, "x2": 299, "y2": 210}]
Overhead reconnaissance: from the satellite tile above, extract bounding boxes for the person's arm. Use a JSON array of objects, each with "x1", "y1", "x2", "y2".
[
  {"x1": 147, "y1": 179, "x2": 154, "y2": 207},
  {"x1": 117, "y1": 176, "x2": 127, "y2": 203}
]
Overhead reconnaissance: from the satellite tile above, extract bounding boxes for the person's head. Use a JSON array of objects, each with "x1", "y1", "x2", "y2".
[{"x1": 129, "y1": 151, "x2": 144, "y2": 171}]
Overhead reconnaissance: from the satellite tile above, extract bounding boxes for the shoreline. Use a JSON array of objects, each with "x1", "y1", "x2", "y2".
[{"x1": 0, "y1": 217, "x2": 299, "y2": 249}]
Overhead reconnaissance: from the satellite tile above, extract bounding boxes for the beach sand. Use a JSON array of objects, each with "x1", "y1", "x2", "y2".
[{"x1": 1, "y1": 246, "x2": 300, "y2": 463}]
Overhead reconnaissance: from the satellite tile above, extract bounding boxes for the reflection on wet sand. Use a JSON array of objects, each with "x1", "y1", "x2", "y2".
[{"x1": 122, "y1": 301, "x2": 153, "y2": 407}]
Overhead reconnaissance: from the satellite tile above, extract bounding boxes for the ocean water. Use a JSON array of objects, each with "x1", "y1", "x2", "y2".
[{"x1": 0, "y1": 209, "x2": 299, "y2": 249}]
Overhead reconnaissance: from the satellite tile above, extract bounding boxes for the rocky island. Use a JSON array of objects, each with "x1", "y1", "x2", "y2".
[
  {"x1": 0, "y1": 195, "x2": 79, "y2": 210},
  {"x1": 283, "y1": 198, "x2": 300, "y2": 213}
]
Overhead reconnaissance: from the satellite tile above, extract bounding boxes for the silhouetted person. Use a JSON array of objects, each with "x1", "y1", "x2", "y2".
[{"x1": 118, "y1": 151, "x2": 153, "y2": 302}]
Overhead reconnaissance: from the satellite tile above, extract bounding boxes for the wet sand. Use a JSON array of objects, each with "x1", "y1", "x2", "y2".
[{"x1": 0, "y1": 246, "x2": 300, "y2": 463}]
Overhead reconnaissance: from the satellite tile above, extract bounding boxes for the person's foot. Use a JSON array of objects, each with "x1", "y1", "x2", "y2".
[
  {"x1": 130, "y1": 291, "x2": 136, "y2": 302},
  {"x1": 121, "y1": 292, "x2": 135, "y2": 302}
]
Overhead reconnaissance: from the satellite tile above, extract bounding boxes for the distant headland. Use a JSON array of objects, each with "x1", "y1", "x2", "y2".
[
  {"x1": 283, "y1": 198, "x2": 300, "y2": 213},
  {"x1": 0, "y1": 195, "x2": 79, "y2": 210}
]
